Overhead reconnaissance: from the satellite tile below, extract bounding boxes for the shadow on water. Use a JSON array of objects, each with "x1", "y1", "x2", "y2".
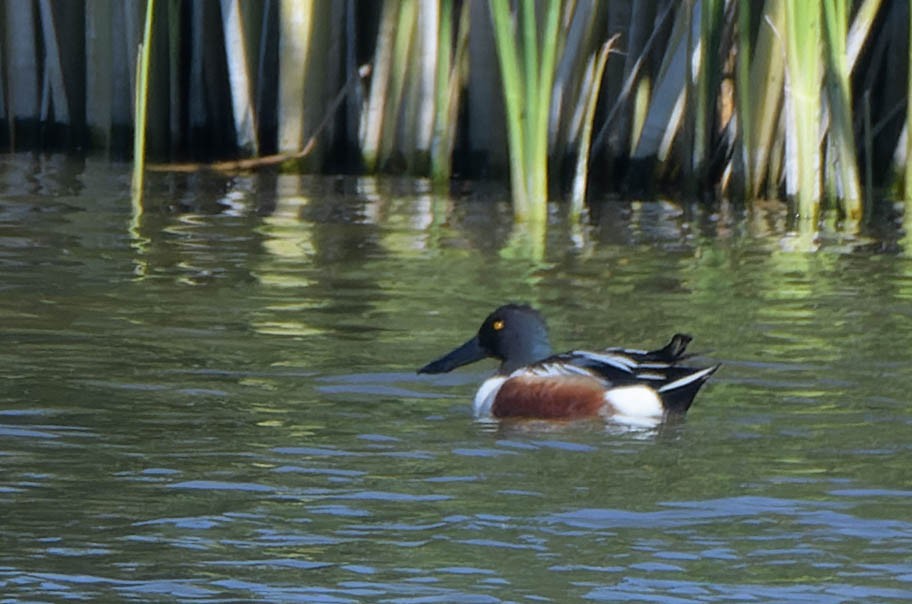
[{"x1": 1, "y1": 156, "x2": 912, "y2": 601}]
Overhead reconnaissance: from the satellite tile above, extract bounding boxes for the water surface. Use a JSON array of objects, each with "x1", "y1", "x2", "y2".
[{"x1": 1, "y1": 155, "x2": 911, "y2": 601}]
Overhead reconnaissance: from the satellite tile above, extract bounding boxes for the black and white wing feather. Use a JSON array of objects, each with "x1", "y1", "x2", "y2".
[{"x1": 514, "y1": 333, "x2": 717, "y2": 414}]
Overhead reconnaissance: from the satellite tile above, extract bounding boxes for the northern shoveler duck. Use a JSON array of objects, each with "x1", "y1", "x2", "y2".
[{"x1": 418, "y1": 304, "x2": 719, "y2": 424}]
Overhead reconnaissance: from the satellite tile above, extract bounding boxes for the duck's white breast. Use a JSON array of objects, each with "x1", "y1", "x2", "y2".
[{"x1": 473, "y1": 376, "x2": 508, "y2": 417}]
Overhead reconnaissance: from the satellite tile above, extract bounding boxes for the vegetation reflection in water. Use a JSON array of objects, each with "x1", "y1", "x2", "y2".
[{"x1": 0, "y1": 159, "x2": 911, "y2": 601}]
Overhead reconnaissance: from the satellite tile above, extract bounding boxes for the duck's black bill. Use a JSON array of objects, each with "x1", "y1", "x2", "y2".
[{"x1": 418, "y1": 337, "x2": 486, "y2": 374}]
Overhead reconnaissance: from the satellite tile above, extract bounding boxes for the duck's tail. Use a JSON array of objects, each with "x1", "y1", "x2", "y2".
[{"x1": 657, "y1": 364, "x2": 720, "y2": 415}]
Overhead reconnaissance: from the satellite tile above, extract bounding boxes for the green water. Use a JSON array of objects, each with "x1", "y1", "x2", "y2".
[{"x1": 1, "y1": 155, "x2": 911, "y2": 601}]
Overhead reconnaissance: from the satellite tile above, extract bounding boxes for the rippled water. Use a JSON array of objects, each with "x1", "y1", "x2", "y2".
[{"x1": 1, "y1": 155, "x2": 912, "y2": 601}]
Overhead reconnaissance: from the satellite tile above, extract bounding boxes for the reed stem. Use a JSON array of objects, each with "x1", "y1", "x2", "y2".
[
  {"x1": 490, "y1": 0, "x2": 561, "y2": 223},
  {"x1": 571, "y1": 37, "x2": 615, "y2": 219},
  {"x1": 131, "y1": 0, "x2": 154, "y2": 212},
  {"x1": 784, "y1": 1, "x2": 822, "y2": 226}
]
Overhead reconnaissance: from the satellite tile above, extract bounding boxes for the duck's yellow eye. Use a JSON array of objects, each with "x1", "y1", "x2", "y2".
[{"x1": 492, "y1": 319, "x2": 505, "y2": 331}]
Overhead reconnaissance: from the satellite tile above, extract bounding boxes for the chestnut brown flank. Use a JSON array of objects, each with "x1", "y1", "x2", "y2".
[{"x1": 492, "y1": 376, "x2": 607, "y2": 419}]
